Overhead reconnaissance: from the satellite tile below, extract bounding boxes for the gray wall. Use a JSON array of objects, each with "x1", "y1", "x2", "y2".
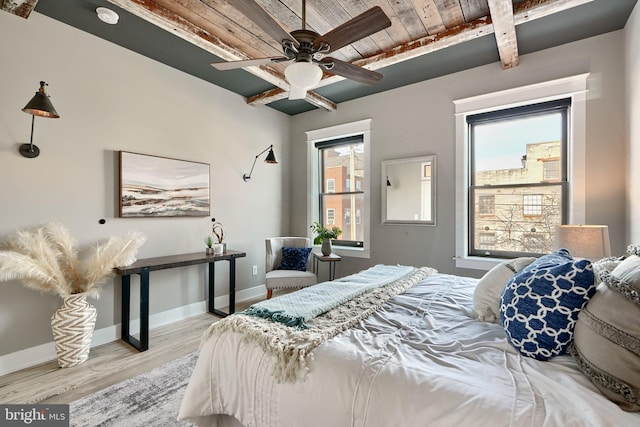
[
  {"x1": 290, "y1": 30, "x2": 629, "y2": 279},
  {"x1": 0, "y1": 12, "x2": 291, "y2": 357}
]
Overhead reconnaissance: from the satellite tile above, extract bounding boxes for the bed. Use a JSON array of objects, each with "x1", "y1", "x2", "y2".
[{"x1": 178, "y1": 262, "x2": 640, "y2": 427}]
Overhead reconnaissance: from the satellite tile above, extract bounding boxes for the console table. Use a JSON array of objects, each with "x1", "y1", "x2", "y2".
[{"x1": 114, "y1": 250, "x2": 246, "y2": 352}]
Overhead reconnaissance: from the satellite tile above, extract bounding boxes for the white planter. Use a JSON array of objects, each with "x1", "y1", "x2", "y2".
[{"x1": 51, "y1": 292, "x2": 97, "y2": 368}]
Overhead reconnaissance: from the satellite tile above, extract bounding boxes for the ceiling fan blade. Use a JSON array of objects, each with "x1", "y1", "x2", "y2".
[
  {"x1": 314, "y1": 6, "x2": 391, "y2": 53},
  {"x1": 212, "y1": 57, "x2": 289, "y2": 70},
  {"x1": 226, "y1": 0, "x2": 299, "y2": 48},
  {"x1": 319, "y1": 57, "x2": 383, "y2": 86}
]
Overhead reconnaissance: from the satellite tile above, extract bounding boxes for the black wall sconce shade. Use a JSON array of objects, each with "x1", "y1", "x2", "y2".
[
  {"x1": 20, "y1": 81, "x2": 60, "y2": 158},
  {"x1": 243, "y1": 144, "x2": 278, "y2": 181}
]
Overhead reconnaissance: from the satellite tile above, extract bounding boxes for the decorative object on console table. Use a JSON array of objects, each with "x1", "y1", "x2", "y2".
[
  {"x1": 0, "y1": 223, "x2": 145, "y2": 367},
  {"x1": 555, "y1": 225, "x2": 611, "y2": 261},
  {"x1": 310, "y1": 221, "x2": 342, "y2": 256},
  {"x1": 212, "y1": 220, "x2": 226, "y2": 254}
]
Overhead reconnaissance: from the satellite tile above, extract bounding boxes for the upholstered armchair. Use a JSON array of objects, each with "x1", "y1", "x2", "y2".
[{"x1": 265, "y1": 237, "x2": 317, "y2": 299}]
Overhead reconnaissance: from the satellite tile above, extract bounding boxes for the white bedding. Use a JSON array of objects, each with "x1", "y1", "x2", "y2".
[{"x1": 179, "y1": 273, "x2": 640, "y2": 427}]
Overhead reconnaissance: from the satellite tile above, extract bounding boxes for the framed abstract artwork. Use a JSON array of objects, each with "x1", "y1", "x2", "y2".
[{"x1": 118, "y1": 151, "x2": 210, "y2": 217}]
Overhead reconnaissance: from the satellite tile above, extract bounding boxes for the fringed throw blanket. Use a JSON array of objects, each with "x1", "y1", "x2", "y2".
[
  {"x1": 201, "y1": 265, "x2": 436, "y2": 382},
  {"x1": 243, "y1": 264, "x2": 415, "y2": 328}
]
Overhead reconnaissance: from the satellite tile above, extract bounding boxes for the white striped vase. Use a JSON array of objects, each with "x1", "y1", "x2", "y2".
[{"x1": 51, "y1": 292, "x2": 97, "y2": 368}]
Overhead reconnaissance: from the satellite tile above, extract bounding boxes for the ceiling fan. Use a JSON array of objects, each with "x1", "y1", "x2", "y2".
[{"x1": 212, "y1": 0, "x2": 392, "y2": 100}]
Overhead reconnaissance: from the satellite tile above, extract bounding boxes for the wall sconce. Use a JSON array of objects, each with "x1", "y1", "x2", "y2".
[
  {"x1": 556, "y1": 224, "x2": 611, "y2": 260},
  {"x1": 242, "y1": 144, "x2": 278, "y2": 181},
  {"x1": 20, "y1": 81, "x2": 60, "y2": 158}
]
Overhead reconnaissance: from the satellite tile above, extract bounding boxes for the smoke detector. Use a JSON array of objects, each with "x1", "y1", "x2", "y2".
[{"x1": 96, "y1": 7, "x2": 119, "y2": 25}]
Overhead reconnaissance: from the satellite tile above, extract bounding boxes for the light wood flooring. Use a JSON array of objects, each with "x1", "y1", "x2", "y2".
[{"x1": 0, "y1": 299, "x2": 257, "y2": 404}]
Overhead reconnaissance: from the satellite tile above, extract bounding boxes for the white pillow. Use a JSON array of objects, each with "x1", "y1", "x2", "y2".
[{"x1": 473, "y1": 257, "x2": 536, "y2": 323}]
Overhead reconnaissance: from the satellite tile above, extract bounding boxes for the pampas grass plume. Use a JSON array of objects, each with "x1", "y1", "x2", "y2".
[{"x1": 0, "y1": 223, "x2": 145, "y2": 297}]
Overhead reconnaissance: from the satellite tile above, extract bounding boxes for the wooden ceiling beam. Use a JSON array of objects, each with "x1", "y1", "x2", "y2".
[
  {"x1": 247, "y1": 0, "x2": 593, "y2": 107},
  {"x1": 107, "y1": 0, "x2": 335, "y2": 111},
  {"x1": 513, "y1": 0, "x2": 593, "y2": 24},
  {"x1": 487, "y1": 0, "x2": 519, "y2": 69},
  {"x1": 1, "y1": 0, "x2": 38, "y2": 18},
  {"x1": 356, "y1": 0, "x2": 593, "y2": 70}
]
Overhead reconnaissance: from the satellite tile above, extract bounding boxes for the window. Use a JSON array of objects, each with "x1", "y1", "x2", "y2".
[
  {"x1": 327, "y1": 208, "x2": 335, "y2": 225},
  {"x1": 468, "y1": 99, "x2": 568, "y2": 258},
  {"x1": 316, "y1": 136, "x2": 364, "y2": 247},
  {"x1": 307, "y1": 119, "x2": 371, "y2": 257},
  {"x1": 478, "y1": 195, "x2": 495, "y2": 216},
  {"x1": 478, "y1": 232, "x2": 496, "y2": 250},
  {"x1": 523, "y1": 194, "x2": 543, "y2": 216},
  {"x1": 543, "y1": 159, "x2": 560, "y2": 181},
  {"x1": 327, "y1": 178, "x2": 335, "y2": 193},
  {"x1": 455, "y1": 74, "x2": 588, "y2": 269}
]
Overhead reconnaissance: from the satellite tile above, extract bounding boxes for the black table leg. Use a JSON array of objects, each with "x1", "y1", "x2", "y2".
[
  {"x1": 121, "y1": 274, "x2": 131, "y2": 342},
  {"x1": 229, "y1": 258, "x2": 236, "y2": 314},
  {"x1": 121, "y1": 268, "x2": 149, "y2": 352},
  {"x1": 208, "y1": 260, "x2": 231, "y2": 318},
  {"x1": 139, "y1": 267, "x2": 149, "y2": 351},
  {"x1": 208, "y1": 261, "x2": 215, "y2": 314}
]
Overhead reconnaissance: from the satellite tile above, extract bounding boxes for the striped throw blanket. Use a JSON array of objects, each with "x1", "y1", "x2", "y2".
[{"x1": 243, "y1": 264, "x2": 414, "y2": 328}]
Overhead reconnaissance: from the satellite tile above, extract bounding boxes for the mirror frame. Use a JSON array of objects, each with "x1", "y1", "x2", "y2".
[{"x1": 381, "y1": 155, "x2": 436, "y2": 226}]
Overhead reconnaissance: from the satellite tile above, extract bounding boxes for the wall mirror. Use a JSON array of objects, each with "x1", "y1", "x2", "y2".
[{"x1": 382, "y1": 155, "x2": 436, "y2": 225}]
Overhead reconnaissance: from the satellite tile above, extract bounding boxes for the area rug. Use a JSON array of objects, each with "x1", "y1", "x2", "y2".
[{"x1": 69, "y1": 351, "x2": 198, "y2": 426}]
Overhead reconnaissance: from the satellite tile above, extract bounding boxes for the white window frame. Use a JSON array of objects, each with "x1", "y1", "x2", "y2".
[
  {"x1": 327, "y1": 178, "x2": 336, "y2": 193},
  {"x1": 454, "y1": 74, "x2": 588, "y2": 270},
  {"x1": 307, "y1": 119, "x2": 372, "y2": 259}
]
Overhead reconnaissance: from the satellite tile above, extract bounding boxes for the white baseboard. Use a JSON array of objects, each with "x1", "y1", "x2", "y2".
[{"x1": 0, "y1": 284, "x2": 266, "y2": 377}]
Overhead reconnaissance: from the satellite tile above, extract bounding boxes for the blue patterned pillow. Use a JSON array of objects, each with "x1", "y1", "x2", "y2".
[
  {"x1": 279, "y1": 247, "x2": 312, "y2": 271},
  {"x1": 500, "y1": 248, "x2": 596, "y2": 361}
]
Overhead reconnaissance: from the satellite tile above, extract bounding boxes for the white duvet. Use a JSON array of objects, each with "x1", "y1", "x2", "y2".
[{"x1": 179, "y1": 273, "x2": 640, "y2": 427}]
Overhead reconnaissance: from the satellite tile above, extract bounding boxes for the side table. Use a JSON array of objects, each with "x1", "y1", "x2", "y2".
[{"x1": 312, "y1": 252, "x2": 341, "y2": 280}]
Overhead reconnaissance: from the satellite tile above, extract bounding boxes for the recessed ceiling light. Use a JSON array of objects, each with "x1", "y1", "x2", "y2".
[{"x1": 96, "y1": 7, "x2": 119, "y2": 25}]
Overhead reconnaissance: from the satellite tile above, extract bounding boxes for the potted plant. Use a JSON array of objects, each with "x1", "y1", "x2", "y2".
[
  {"x1": 204, "y1": 236, "x2": 215, "y2": 254},
  {"x1": 0, "y1": 222, "x2": 145, "y2": 368},
  {"x1": 310, "y1": 221, "x2": 342, "y2": 256}
]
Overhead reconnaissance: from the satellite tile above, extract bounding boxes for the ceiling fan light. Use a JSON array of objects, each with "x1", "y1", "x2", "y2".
[
  {"x1": 285, "y1": 61, "x2": 322, "y2": 92},
  {"x1": 288, "y1": 84, "x2": 308, "y2": 100}
]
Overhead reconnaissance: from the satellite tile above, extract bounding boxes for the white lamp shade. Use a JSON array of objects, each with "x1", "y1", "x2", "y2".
[
  {"x1": 285, "y1": 62, "x2": 323, "y2": 94},
  {"x1": 288, "y1": 84, "x2": 308, "y2": 100},
  {"x1": 555, "y1": 225, "x2": 611, "y2": 260}
]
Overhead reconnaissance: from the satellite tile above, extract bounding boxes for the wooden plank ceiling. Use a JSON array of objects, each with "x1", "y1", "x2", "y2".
[{"x1": 4, "y1": 0, "x2": 593, "y2": 111}]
